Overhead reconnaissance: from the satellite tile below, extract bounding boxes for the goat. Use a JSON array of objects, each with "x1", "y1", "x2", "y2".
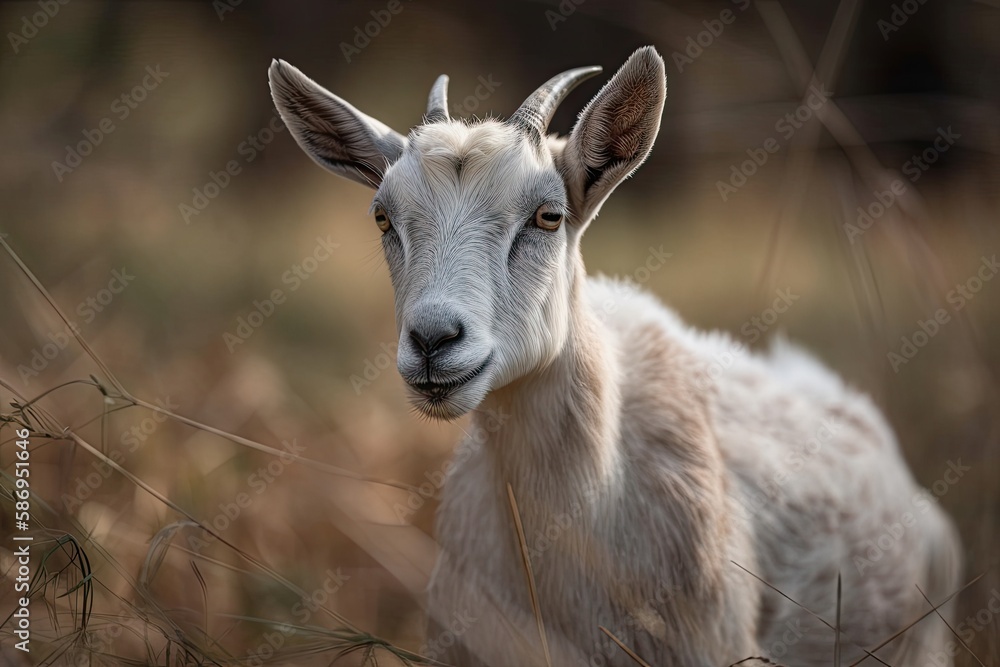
[{"x1": 269, "y1": 46, "x2": 963, "y2": 666}]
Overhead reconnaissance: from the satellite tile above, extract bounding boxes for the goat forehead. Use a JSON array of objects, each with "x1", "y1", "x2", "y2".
[
  {"x1": 409, "y1": 122, "x2": 546, "y2": 186},
  {"x1": 382, "y1": 121, "x2": 562, "y2": 220},
  {"x1": 408, "y1": 121, "x2": 527, "y2": 163}
]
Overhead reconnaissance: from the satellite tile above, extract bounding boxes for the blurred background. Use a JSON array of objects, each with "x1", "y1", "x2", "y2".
[{"x1": 0, "y1": 0, "x2": 998, "y2": 664}]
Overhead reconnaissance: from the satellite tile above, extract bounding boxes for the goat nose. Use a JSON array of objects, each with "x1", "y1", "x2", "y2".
[{"x1": 409, "y1": 320, "x2": 463, "y2": 357}]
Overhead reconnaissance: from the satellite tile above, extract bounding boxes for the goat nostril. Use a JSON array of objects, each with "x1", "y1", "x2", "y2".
[
  {"x1": 409, "y1": 329, "x2": 424, "y2": 352},
  {"x1": 410, "y1": 322, "x2": 464, "y2": 356},
  {"x1": 442, "y1": 323, "x2": 462, "y2": 343}
]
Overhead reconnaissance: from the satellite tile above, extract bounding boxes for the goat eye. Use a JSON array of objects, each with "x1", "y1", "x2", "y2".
[
  {"x1": 534, "y1": 204, "x2": 563, "y2": 231},
  {"x1": 373, "y1": 205, "x2": 392, "y2": 232}
]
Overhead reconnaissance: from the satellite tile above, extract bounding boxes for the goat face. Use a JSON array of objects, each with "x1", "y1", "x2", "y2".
[
  {"x1": 371, "y1": 122, "x2": 574, "y2": 419},
  {"x1": 269, "y1": 47, "x2": 666, "y2": 420}
]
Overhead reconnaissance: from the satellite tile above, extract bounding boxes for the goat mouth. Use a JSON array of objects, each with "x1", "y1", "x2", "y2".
[{"x1": 411, "y1": 353, "x2": 493, "y2": 398}]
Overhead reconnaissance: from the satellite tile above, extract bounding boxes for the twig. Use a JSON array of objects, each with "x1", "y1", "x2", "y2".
[
  {"x1": 506, "y1": 483, "x2": 553, "y2": 667},
  {"x1": 599, "y1": 626, "x2": 651, "y2": 667}
]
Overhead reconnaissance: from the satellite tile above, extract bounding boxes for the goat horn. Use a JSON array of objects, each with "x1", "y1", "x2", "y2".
[
  {"x1": 509, "y1": 66, "x2": 602, "y2": 139},
  {"x1": 426, "y1": 74, "x2": 450, "y2": 123}
]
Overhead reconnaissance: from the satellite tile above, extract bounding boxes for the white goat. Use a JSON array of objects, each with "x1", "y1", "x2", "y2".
[{"x1": 269, "y1": 47, "x2": 962, "y2": 666}]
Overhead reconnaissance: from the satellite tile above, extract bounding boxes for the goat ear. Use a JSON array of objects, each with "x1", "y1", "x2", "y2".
[
  {"x1": 558, "y1": 46, "x2": 665, "y2": 224},
  {"x1": 268, "y1": 59, "x2": 406, "y2": 189}
]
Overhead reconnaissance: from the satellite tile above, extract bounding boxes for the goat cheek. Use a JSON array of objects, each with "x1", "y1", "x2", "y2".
[{"x1": 381, "y1": 235, "x2": 405, "y2": 283}]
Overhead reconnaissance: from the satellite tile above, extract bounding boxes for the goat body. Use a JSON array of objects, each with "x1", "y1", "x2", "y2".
[{"x1": 269, "y1": 46, "x2": 963, "y2": 667}]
